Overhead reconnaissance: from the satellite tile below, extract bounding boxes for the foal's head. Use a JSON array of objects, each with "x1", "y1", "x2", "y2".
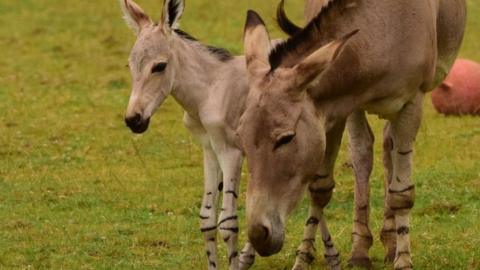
[
  {"x1": 238, "y1": 10, "x2": 355, "y2": 256},
  {"x1": 121, "y1": 0, "x2": 184, "y2": 133}
]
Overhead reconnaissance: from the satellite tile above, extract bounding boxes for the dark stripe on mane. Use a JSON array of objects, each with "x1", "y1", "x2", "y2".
[
  {"x1": 276, "y1": 0, "x2": 302, "y2": 36},
  {"x1": 174, "y1": 29, "x2": 233, "y2": 62},
  {"x1": 269, "y1": 0, "x2": 346, "y2": 70}
]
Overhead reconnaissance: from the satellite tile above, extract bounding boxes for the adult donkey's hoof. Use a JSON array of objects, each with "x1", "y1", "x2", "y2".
[
  {"x1": 291, "y1": 262, "x2": 310, "y2": 270},
  {"x1": 347, "y1": 256, "x2": 372, "y2": 269},
  {"x1": 383, "y1": 248, "x2": 396, "y2": 264},
  {"x1": 239, "y1": 259, "x2": 254, "y2": 270}
]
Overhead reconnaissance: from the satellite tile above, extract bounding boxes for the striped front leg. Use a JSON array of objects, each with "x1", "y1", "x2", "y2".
[
  {"x1": 239, "y1": 242, "x2": 256, "y2": 270},
  {"x1": 293, "y1": 174, "x2": 340, "y2": 270},
  {"x1": 200, "y1": 146, "x2": 222, "y2": 270},
  {"x1": 292, "y1": 121, "x2": 345, "y2": 270},
  {"x1": 217, "y1": 149, "x2": 243, "y2": 270},
  {"x1": 292, "y1": 206, "x2": 321, "y2": 270}
]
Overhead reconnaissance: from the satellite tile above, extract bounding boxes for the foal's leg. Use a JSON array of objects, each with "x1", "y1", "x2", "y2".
[
  {"x1": 200, "y1": 145, "x2": 223, "y2": 270},
  {"x1": 346, "y1": 111, "x2": 375, "y2": 269},
  {"x1": 292, "y1": 122, "x2": 345, "y2": 270},
  {"x1": 380, "y1": 123, "x2": 397, "y2": 264},
  {"x1": 386, "y1": 93, "x2": 424, "y2": 270},
  {"x1": 214, "y1": 145, "x2": 243, "y2": 270}
]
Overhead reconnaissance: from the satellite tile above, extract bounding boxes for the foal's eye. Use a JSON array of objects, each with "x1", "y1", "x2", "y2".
[
  {"x1": 151, "y1": 62, "x2": 167, "y2": 73},
  {"x1": 274, "y1": 133, "x2": 296, "y2": 150}
]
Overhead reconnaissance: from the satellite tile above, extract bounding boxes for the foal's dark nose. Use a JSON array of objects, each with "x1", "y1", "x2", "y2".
[
  {"x1": 125, "y1": 113, "x2": 141, "y2": 126},
  {"x1": 125, "y1": 113, "x2": 150, "y2": 134}
]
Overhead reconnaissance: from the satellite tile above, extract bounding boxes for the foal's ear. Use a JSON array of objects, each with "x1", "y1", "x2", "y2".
[
  {"x1": 243, "y1": 10, "x2": 272, "y2": 75},
  {"x1": 120, "y1": 0, "x2": 151, "y2": 35},
  {"x1": 293, "y1": 30, "x2": 359, "y2": 89},
  {"x1": 161, "y1": 0, "x2": 185, "y2": 31}
]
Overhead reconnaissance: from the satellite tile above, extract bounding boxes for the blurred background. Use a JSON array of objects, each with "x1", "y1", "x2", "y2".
[{"x1": 0, "y1": 0, "x2": 478, "y2": 269}]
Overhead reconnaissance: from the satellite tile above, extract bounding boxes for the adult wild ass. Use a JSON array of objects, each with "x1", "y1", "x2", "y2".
[
  {"x1": 238, "y1": 1, "x2": 466, "y2": 269},
  {"x1": 120, "y1": 0, "x2": 257, "y2": 269}
]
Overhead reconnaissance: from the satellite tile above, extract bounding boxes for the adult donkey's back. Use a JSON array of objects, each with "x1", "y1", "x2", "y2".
[{"x1": 239, "y1": 0, "x2": 466, "y2": 269}]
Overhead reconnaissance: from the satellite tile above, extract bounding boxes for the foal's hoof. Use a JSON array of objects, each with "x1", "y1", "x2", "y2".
[{"x1": 348, "y1": 256, "x2": 372, "y2": 269}]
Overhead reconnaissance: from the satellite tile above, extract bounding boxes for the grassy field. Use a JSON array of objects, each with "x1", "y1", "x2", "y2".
[{"x1": 0, "y1": 0, "x2": 479, "y2": 269}]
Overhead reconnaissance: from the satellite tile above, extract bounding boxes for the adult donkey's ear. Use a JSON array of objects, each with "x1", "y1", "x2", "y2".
[
  {"x1": 120, "y1": 0, "x2": 151, "y2": 35},
  {"x1": 243, "y1": 10, "x2": 272, "y2": 75},
  {"x1": 293, "y1": 30, "x2": 359, "y2": 89},
  {"x1": 161, "y1": 0, "x2": 185, "y2": 31}
]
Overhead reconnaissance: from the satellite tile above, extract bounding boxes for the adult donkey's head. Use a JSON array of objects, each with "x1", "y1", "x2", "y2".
[
  {"x1": 121, "y1": 0, "x2": 184, "y2": 133},
  {"x1": 238, "y1": 10, "x2": 356, "y2": 256}
]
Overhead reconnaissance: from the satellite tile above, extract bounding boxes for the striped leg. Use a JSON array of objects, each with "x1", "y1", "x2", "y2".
[
  {"x1": 292, "y1": 122, "x2": 345, "y2": 270},
  {"x1": 239, "y1": 242, "x2": 256, "y2": 270},
  {"x1": 293, "y1": 204, "x2": 320, "y2": 270},
  {"x1": 381, "y1": 123, "x2": 397, "y2": 264},
  {"x1": 200, "y1": 145, "x2": 223, "y2": 270},
  {"x1": 319, "y1": 214, "x2": 341, "y2": 270},
  {"x1": 217, "y1": 148, "x2": 243, "y2": 270},
  {"x1": 387, "y1": 93, "x2": 424, "y2": 270},
  {"x1": 293, "y1": 183, "x2": 341, "y2": 270},
  {"x1": 346, "y1": 111, "x2": 374, "y2": 269}
]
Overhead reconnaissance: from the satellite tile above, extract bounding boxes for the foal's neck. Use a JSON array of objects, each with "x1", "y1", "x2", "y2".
[{"x1": 170, "y1": 35, "x2": 236, "y2": 119}]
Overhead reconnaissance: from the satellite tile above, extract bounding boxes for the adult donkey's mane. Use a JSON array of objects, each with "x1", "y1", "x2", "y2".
[
  {"x1": 269, "y1": 0, "x2": 346, "y2": 70},
  {"x1": 173, "y1": 29, "x2": 234, "y2": 62}
]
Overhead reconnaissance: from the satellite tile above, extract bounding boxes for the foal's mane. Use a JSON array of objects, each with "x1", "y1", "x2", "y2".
[
  {"x1": 269, "y1": 0, "x2": 347, "y2": 70},
  {"x1": 174, "y1": 29, "x2": 233, "y2": 62}
]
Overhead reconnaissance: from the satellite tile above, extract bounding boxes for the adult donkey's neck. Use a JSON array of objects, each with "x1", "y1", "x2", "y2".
[{"x1": 169, "y1": 32, "x2": 238, "y2": 119}]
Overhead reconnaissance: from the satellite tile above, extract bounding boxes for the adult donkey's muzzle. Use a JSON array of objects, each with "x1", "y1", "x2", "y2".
[
  {"x1": 125, "y1": 113, "x2": 150, "y2": 134},
  {"x1": 248, "y1": 213, "x2": 285, "y2": 257}
]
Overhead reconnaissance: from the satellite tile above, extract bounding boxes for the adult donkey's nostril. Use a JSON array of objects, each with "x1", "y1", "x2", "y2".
[
  {"x1": 248, "y1": 223, "x2": 272, "y2": 256},
  {"x1": 248, "y1": 217, "x2": 285, "y2": 257}
]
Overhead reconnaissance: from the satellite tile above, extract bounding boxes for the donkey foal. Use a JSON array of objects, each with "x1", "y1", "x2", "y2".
[{"x1": 120, "y1": 0, "x2": 257, "y2": 269}]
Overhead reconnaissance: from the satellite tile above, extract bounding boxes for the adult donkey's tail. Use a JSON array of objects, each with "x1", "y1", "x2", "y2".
[
  {"x1": 276, "y1": 0, "x2": 302, "y2": 36},
  {"x1": 431, "y1": 0, "x2": 467, "y2": 89}
]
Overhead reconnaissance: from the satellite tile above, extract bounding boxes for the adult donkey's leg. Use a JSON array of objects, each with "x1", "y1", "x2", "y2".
[
  {"x1": 214, "y1": 143, "x2": 243, "y2": 270},
  {"x1": 386, "y1": 93, "x2": 424, "y2": 270},
  {"x1": 292, "y1": 122, "x2": 345, "y2": 270},
  {"x1": 239, "y1": 242, "x2": 256, "y2": 270},
  {"x1": 346, "y1": 110, "x2": 375, "y2": 269},
  {"x1": 200, "y1": 144, "x2": 223, "y2": 270}
]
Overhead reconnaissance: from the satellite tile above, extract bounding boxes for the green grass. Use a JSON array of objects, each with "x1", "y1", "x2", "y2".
[{"x1": 0, "y1": 0, "x2": 479, "y2": 269}]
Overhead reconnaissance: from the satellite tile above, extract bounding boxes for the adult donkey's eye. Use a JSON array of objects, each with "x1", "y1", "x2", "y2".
[
  {"x1": 274, "y1": 132, "x2": 296, "y2": 150},
  {"x1": 151, "y1": 62, "x2": 167, "y2": 73}
]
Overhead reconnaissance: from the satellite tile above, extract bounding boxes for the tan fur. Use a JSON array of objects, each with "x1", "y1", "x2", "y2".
[
  {"x1": 239, "y1": 1, "x2": 466, "y2": 270},
  {"x1": 121, "y1": 1, "x2": 255, "y2": 269}
]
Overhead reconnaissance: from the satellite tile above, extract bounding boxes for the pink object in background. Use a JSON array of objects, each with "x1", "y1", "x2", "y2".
[{"x1": 431, "y1": 58, "x2": 480, "y2": 115}]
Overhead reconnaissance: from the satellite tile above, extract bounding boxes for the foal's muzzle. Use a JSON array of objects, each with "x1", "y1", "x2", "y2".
[{"x1": 125, "y1": 113, "x2": 150, "y2": 134}]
